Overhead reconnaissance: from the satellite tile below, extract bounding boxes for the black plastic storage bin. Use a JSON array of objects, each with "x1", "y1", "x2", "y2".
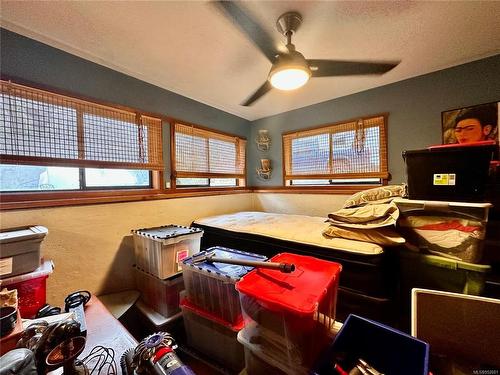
[
  {"x1": 312, "y1": 314, "x2": 429, "y2": 375},
  {"x1": 403, "y1": 143, "x2": 495, "y2": 202}
]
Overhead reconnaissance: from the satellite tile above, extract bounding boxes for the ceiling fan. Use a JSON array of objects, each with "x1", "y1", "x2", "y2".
[{"x1": 214, "y1": 2, "x2": 400, "y2": 106}]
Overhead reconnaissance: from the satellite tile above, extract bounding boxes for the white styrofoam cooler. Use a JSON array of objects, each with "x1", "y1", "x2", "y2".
[{"x1": 132, "y1": 225, "x2": 203, "y2": 279}]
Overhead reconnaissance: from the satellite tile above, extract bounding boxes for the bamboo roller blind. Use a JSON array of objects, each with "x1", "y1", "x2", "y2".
[
  {"x1": 0, "y1": 80, "x2": 163, "y2": 170},
  {"x1": 283, "y1": 115, "x2": 388, "y2": 179},
  {"x1": 174, "y1": 123, "x2": 246, "y2": 178}
]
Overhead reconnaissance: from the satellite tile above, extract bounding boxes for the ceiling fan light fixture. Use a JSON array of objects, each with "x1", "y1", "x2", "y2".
[
  {"x1": 268, "y1": 50, "x2": 311, "y2": 91},
  {"x1": 269, "y1": 67, "x2": 310, "y2": 90}
]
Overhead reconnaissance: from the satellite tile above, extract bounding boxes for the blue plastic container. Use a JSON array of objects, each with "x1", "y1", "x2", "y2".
[
  {"x1": 182, "y1": 246, "x2": 267, "y2": 324},
  {"x1": 312, "y1": 314, "x2": 429, "y2": 375}
]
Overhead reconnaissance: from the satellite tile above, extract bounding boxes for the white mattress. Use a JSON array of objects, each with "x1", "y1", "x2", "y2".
[{"x1": 194, "y1": 211, "x2": 384, "y2": 255}]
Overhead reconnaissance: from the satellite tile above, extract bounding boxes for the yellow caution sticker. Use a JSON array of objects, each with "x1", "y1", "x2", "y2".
[{"x1": 433, "y1": 173, "x2": 456, "y2": 186}]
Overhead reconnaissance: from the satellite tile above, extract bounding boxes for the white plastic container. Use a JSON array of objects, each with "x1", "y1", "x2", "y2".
[
  {"x1": 394, "y1": 198, "x2": 491, "y2": 263},
  {"x1": 181, "y1": 298, "x2": 244, "y2": 373},
  {"x1": 133, "y1": 266, "x2": 184, "y2": 318},
  {"x1": 132, "y1": 225, "x2": 203, "y2": 279},
  {"x1": 0, "y1": 226, "x2": 47, "y2": 279}
]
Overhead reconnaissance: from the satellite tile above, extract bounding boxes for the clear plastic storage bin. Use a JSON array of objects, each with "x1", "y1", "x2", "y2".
[
  {"x1": 182, "y1": 246, "x2": 267, "y2": 325},
  {"x1": 399, "y1": 250, "x2": 490, "y2": 296},
  {"x1": 394, "y1": 198, "x2": 491, "y2": 263},
  {"x1": 132, "y1": 225, "x2": 203, "y2": 279},
  {"x1": 133, "y1": 266, "x2": 184, "y2": 318},
  {"x1": 181, "y1": 298, "x2": 244, "y2": 373},
  {"x1": 0, "y1": 260, "x2": 54, "y2": 318},
  {"x1": 0, "y1": 226, "x2": 47, "y2": 279},
  {"x1": 236, "y1": 253, "x2": 342, "y2": 367},
  {"x1": 238, "y1": 331, "x2": 289, "y2": 375}
]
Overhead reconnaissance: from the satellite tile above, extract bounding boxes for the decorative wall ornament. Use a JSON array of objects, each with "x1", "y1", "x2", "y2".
[
  {"x1": 256, "y1": 129, "x2": 271, "y2": 151},
  {"x1": 256, "y1": 158, "x2": 272, "y2": 180}
]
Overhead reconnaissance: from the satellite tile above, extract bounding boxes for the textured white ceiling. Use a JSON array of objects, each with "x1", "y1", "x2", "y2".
[{"x1": 1, "y1": 1, "x2": 500, "y2": 121}]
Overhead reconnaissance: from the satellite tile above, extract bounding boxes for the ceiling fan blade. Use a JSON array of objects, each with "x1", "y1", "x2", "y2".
[
  {"x1": 241, "y1": 81, "x2": 272, "y2": 106},
  {"x1": 307, "y1": 60, "x2": 400, "y2": 77},
  {"x1": 213, "y1": 1, "x2": 281, "y2": 63}
]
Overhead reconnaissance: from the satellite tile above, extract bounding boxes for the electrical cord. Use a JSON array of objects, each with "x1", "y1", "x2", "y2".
[
  {"x1": 64, "y1": 291, "x2": 91, "y2": 312},
  {"x1": 35, "y1": 304, "x2": 62, "y2": 318},
  {"x1": 80, "y1": 345, "x2": 117, "y2": 375}
]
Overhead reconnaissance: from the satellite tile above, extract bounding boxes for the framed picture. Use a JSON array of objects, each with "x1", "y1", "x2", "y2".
[{"x1": 442, "y1": 101, "x2": 499, "y2": 144}]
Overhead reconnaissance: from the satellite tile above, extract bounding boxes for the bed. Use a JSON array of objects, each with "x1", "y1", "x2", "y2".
[{"x1": 192, "y1": 211, "x2": 398, "y2": 323}]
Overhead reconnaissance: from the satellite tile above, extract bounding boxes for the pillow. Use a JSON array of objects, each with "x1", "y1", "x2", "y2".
[
  {"x1": 328, "y1": 202, "x2": 399, "y2": 229},
  {"x1": 343, "y1": 184, "x2": 406, "y2": 209},
  {"x1": 323, "y1": 225, "x2": 406, "y2": 246}
]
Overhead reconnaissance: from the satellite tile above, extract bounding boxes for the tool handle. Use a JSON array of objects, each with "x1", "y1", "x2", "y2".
[{"x1": 207, "y1": 255, "x2": 295, "y2": 273}]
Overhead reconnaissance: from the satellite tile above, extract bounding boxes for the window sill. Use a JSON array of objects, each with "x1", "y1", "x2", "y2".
[
  {"x1": 0, "y1": 185, "x2": 382, "y2": 210},
  {"x1": 252, "y1": 185, "x2": 383, "y2": 195},
  {"x1": 0, "y1": 188, "x2": 252, "y2": 210}
]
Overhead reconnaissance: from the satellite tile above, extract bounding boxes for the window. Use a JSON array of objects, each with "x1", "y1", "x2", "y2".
[
  {"x1": 172, "y1": 123, "x2": 246, "y2": 188},
  {"x1": 0, "y1": 164, "x2": 150, "y2": 191},
  {"x1": 0, "y1": 80, "x2": 162, "y2": 194},
  {"x1": 283, "y1": 115, "x2": 388, "y2": 186}
]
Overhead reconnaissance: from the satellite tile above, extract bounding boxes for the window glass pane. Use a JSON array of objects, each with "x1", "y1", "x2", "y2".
[
  {"x1": 291, "y1": 179, "x2": 331, "y2": 185},
  {"x1": 176, "y1": 178, "x2": 209, "y2": 186},
  {"x1": 209, "y1": 138, "x2": 236, "y2": 173},
  {"x1": 332, "y1": 127, "x2": 380, "y2": 173},
  {"x1": 83, "y1": 113, "x2": 147, "y2": 164},
  {"x1": 290, "y1": 178, "x2": 381, "y2": 186},
  {"x1": 210, "y1": 178, "x2": 236, "y2": 187},
  {"x1": 0, "y1": 94, "x2": 78, "y2": 158},
  {"x1": 0, "y1": 164, "x2": 79, "y2": 191},
  {"x1": 84, "y1": 168, "x2": 150, "y2": 187},
  {"x1": 175, "y1": 133, "x2": 208, "y2": 173},
  {"x1": 291, "y1": 134, "x2": 330, "y2": 174}
]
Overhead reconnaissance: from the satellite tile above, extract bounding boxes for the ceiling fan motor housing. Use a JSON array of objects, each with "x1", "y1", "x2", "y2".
[{"x1": 276, "y1": 11, "x2": 302, "y2": 37}]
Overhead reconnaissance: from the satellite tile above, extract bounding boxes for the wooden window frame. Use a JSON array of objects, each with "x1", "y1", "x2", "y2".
[
  {"x1": 0, "y1": 77, "x2": 170, "y2": 208},
  {"x1": 170, "y1": 120, "x2": 247, "y2": 191},
  {"x1": 281, "y1": 113, "x2": 390, "y2": 190}
]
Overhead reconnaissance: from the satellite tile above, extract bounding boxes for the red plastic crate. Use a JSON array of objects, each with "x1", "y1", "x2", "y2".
[
  {"x1": 236, "y1": 253, "x2": 341, "y2": 368},
  {"x1": 0, "y1": 260, "x2": 53, "y2": 318}
]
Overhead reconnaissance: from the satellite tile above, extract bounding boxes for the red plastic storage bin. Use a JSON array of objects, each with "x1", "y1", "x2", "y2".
[
  {"x1": 0, "y1": 260, "x2": 53, "y2": 318},
  {"x1": 236, "y1": 253, "x2": 341, "y2": 367}
]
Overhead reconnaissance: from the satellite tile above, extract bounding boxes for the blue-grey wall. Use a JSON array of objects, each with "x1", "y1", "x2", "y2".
[
  {"x1": 249, "y1": 54, "x2": 500, "y2": 186},
  {"x1": 0, "y1": 28, "x2": 251, "y2": 179},
  {"x1": 3, "y1": 28, "x2": 499, "y2": 188}
]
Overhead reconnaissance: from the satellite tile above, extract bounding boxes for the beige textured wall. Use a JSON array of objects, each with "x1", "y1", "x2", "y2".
[
  {"x1": 0, "y1": 194, "x2": 253, "y2": 305},
  {"x1": 253, "y1": 193, "x2": 349, "y2": 217}
]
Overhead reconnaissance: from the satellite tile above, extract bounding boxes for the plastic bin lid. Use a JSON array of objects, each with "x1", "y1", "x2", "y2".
[
  {"x1": 180, "y1": 298, "x2": 244, "y2": 331},
  {"x1": 0, "y1": 226, "x2": 48, "y2": 244},
  {"x1": 183, "y1": 246, "x2": 267, "y2": 279},
  {"x1": 0, "y1": 260, "x2": 54, "y2": 286},
  {"x1": 236, "y1": 253, "x2": 342, "y2": 315},
  {"x1": 131, "y1": 225, "x2": 202, "y2": 239},
  {"x1": 427, "y1": 140, "x2": 497, "y2": 150}
]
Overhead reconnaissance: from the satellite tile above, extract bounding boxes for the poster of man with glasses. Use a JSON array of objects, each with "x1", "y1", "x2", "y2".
[{"x1": 442, "y1": 102, "x2": 498, "y2": 144}]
